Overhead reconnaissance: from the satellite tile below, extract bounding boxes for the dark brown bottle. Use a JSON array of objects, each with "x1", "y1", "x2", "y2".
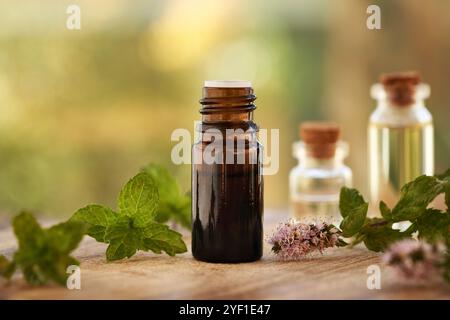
[{"x1": 192, "y1": 80, "x2": 263, "y2": 263}]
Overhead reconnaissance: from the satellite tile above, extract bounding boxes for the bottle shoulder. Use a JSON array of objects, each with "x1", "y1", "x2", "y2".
[
  {"x1": 290, "y1": 164, "x2": 352, "y2": 179},
  {"x1": 369, "y1": 104, "x2": 433, "y2": 127}
]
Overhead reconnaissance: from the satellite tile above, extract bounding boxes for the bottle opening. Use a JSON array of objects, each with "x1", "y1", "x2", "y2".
[
  {"x1": 200, "y1": 81, "x2": 256, "y2": 114},
  {"x1": 204, "y1": 80, "x2": 252, "y2": 88}
]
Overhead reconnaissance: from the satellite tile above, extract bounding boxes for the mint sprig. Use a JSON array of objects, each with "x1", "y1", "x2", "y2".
[
  {"x1": 1, "y1": 166, "x2": 189, "y2": 286},
  {"x1": 339, "y1": 170, "x2": 450, "y2": 252},
  {"x1": 0, "y1": 212, "x2": 85, "y2": 285},
  {"x1": 70, "y1": 172, "x2": 187, "y2": 261}
]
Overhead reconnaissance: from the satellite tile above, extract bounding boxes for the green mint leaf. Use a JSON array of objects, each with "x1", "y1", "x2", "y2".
[
  {"x1": 415, "y1": 209, "x2": 450, "y2": 246},
  {"x1": 142, "y1": 164, "x2": 192, "y2": 230},
  {"x1": 11, "y1": 212, "x2": 84, "y2": 286},
  {"x1": 391, "y1": 175, "x2": 446, "y2": 221},
  {"x1": 0, "y1": 255, "x2": 16, "y2": 279},
  {"x1": 70, "y1": 204, "x2": 118, "y2": 242},
  {"x1": 104, "y1": 216, "x2": 187, "y2": 261},
  {"x1": 118, "y1": 172, "x2": 159, "y2": 227},
  {"x1": 363, "y1": 228, "x2": 406, "y2": 252},
  {"x1": 338, "y1": 170, "x2": 450, "y2": 254},
  {"x1": 361, "y1": 218, "x2": 410, "y2": 252},
  {"x1": 339, "y1": 203, "x2": 368, "y2": 237},
  {"x1": 379, "y1": 201, "x2": 392, "y2": 221},
  {"x1": 339, "y1": 187, "x2": 368, "y2": 237},
  {"x1": 339, "y1": 187, "x2": 366, "y2": 218},
  {"x1": 104, "y1": 216, "x2": 140, "y2": 261},
  {"x1": 69, "y1": 167, "x2": 188, "y2": 262},
  {"x1": 140, "y1": 223, "x2": 187, "y2": 256}
]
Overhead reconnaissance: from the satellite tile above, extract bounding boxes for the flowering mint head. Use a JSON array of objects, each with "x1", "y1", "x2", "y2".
[
  {"x1": 383, "y1": 239, "x2": 446, "y2": 281},
  {"x1": 267, "y1": 219, "x2": 345, "y2": 260}
]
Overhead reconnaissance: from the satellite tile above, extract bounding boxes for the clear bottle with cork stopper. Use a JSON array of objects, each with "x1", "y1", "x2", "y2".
[
  {"x1": 289, "y1": 122, "x2": 352, "y2": 224},
  {"x1": 368, "y1": 71, "x2": 434, "y2": 208}
]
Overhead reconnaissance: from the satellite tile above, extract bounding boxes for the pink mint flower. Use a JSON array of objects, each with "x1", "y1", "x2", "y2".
[
  {"x1": 383, "y1": 239, "x2": 446, "y2": 281},
  {"x1": 267, "y1": 218, "x2": 343, "y2": 260}
]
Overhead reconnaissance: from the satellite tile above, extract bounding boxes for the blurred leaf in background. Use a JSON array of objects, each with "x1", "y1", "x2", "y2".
[
  {"x1": 0, "y1": 212, "x2": 85, "y2": 285},
  {"x1": 141, "y1": 164, "x2": 191, "y2": 230}
]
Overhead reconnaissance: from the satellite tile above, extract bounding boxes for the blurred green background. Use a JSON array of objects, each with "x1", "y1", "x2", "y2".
[{"x1": 0, "y1": 0, "x2": 449, "y2": 219}]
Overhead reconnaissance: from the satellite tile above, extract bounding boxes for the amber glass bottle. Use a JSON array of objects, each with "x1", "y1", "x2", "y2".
[{"x1": 192, "y1": 80, "x2": 263, "y2": 263}]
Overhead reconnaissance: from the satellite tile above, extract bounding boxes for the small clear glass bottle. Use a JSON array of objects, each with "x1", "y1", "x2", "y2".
[
  {"x1": 289, "y1": 122, "x2": 352, "y2": 224},
  {"x1": 368, "y1": 72, "x2": 434, "y2": 208}
]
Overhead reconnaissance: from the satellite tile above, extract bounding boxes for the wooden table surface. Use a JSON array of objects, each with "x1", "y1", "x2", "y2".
[{"x1": 1, "y1": 210, "x2": 449, "y2": 300}]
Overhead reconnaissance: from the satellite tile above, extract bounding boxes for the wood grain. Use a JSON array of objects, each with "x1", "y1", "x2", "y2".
[{"x1": 1, "y1": 210, "x2": 449, "y2": 300}]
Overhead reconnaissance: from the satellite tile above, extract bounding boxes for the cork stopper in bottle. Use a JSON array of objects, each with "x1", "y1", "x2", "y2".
[
  {"x1": 380, "y1": 71, "x2": 421, "y2": 107},
  {"x1": 300, "y1": 122, "x2": 340, "y2": 159}
]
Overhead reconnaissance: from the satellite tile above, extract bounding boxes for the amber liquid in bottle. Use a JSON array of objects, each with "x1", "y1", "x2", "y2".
[{"x1": 192, "y1": 81, "x2": 263, "y2": 263}]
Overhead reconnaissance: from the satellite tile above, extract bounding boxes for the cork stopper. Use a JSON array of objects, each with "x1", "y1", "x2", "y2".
[
  {"x1": 300, "y1": 122, "x2": 340, "y2": 158},
  {"x1": 380, "y1": 71, "x2": 421, "y2": 107}
]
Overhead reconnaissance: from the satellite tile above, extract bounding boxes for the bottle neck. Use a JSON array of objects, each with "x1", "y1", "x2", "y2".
[
  {"x1": 201, "y1": 111, "x2": 254, "y2": 122},
  {"x1": 199, "y1": 87, "x2": 256, "y2": 123},
  {"x1": 375, "y1": 97, "x2": 426, "y2": 112},
  {"x1": 371, "y1": 83, "x2": 430, "y2": 110}
]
